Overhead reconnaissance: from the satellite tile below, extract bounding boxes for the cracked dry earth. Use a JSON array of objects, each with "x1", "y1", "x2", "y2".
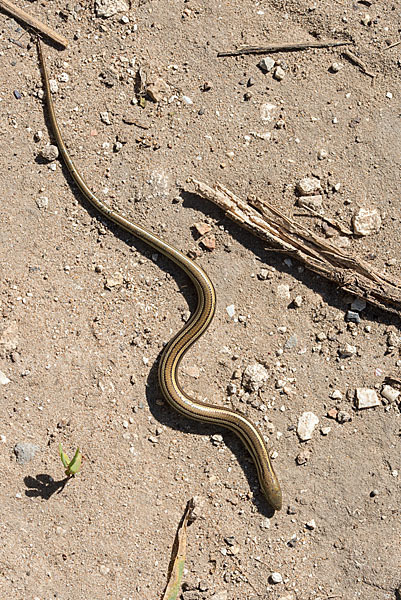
[{"x1": 0, "y1": 0, "x2": 401, "y2": 599}]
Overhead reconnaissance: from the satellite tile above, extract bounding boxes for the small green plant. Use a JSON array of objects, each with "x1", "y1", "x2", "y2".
[{"x1": 59, "y1": 443, "x2": 82, "y2": 477}]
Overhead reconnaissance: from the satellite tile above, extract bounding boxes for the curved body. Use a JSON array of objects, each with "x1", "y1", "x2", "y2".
[{"x1": 36, "y1": 40, "x2": 282, "y2": 511}]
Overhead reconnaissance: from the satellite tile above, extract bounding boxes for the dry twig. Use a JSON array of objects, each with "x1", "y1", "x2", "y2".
[
  {"x1": 187, "y1": 178, "x2": 401, "y2": 316},
  {"x1": 0, "y1": 0, "x2": 68, "y2": 47},
  {"x1": 217, "y1": 39, "x2": 352, "y2": 57},
  {"x1": 342, "y1": 49, "x2": 376, "y2": 79}
]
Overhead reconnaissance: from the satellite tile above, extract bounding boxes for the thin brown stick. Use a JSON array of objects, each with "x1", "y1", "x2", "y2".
[
  {"x1": 217, "y1": 39, "x2": 352, "y2": 57},
  {"x1": 342, "y1": 49, "x2": 375, "y2": 78},
  {"x1": 0, "y1": 0, "x2": 68, "y2": 47},
  {"x1": 385, "y1": 39, "x2": 401, "y2": 50},
  {"x1": 187, "y1": 178, "x2": 401, "y2": 316}
]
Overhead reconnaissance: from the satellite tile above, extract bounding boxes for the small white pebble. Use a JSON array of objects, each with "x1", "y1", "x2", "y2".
[{"x1": 270, "y1": 572, "x2": 283, "y2": 584}]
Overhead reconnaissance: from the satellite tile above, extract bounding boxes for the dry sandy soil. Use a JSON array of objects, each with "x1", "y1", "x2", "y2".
[{"x1": 1, "y1": 1, "x2": 401, "y2": 599}]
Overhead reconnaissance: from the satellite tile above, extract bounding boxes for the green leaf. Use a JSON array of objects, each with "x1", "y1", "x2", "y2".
[
  {"x1": 67, "y1": 447, "x2": 82, "y2": 476},
  {"x1": 59, "y1": 443, "x2": 70, "y2": 468}
]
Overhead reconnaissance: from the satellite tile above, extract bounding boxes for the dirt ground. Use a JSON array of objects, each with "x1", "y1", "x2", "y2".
[{"x1": 1, "y1": 1, "x2": 400, "y2": 599}]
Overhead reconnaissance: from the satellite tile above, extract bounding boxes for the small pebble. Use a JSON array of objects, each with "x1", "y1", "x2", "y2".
[
  {"x1": 182, "y1": 95, "x2": 193, "y2": 105},
  {"x1": 100, "y1": 111, "x2": 112, "y2": 125},
  {"x1": 361, "y1": 13, "x2": 371, "y2": 25},
  {"x1": 270, "y1": 572, "x2": 283, "y2": 584},
  {"x1": 352, "y1": 207, "x2": 381, "y2": 236},
  {"x1": 0, "y1": 370, "x2": 10, "y2": 385},
  {"x1": 320, "y1": 426, "x2": 331, "y2": 436},
  {"x1": 381, "y1": 385, "x2": 400, "y2": 403},
  {"x1": 346, "y1": 310, "x2": 361, "y2": 324},
  {"x1": 242, "y1": 363, "x2": 269, "y2": 392},
  {"x1": 317, "y1": 148, "x2": 328, "y2": 160},
  {"x1": 305, "y1": 519, "x2": 316, "y2": 530},
  {"x1": 355, "y1": 388, "x2": 380, "y2": 409},
  {"x1": 14, "y1": 442, "x2": 39, "y2": 464},
  {"x1": 330, "y1": 62, "x2": 344, "y2": 73},
  {"x1": 276, "y1": 284, "x2": 290, "y2": 300},
  {"x1": 293, "y1": 295, "x2": 303, "y2": 308},
  {"x1": 296, "y1": 450, "x2": 310, "y2": 465},
  {"x1": 49, "y1": 79, "x2": 59, "y2": 94},
  {"x1": 258, "y1": 56, "x2": 275, "y2": 73},
  {"x1": 296, "y1": 177, "x2": 322, "y2": 196},
  {"x1": 338, "y1": 343, "x2": 356, "y2": 358},
  {"x1": 40, "y1": 144, "x2": 59, "y2": 162},
  {"x1": 297, "y1": 194, "x2": 323, "y2": 212},
  {"x1": 273, "y1": 66, "x2": 285, "y2": 81},
  {"x1": 226, "y1": 304, "x2": 235, "y2": 318},
  {"x1": 284, "y1": 335, "x2": 298, "y2": 350},
  {"x1": 297, "y1": 412, "x2": 319, "y2": 441},
  {"x1": 330, "y1": 390, "x2": 343, "y2": 400},
  {"x1": 336, "y1": 410, "x2": 352, "y2": 423},
  {"x1": 13, "y1": 90, "x2": 22, "y2": 99},
  {"x1": 370, "y1": 489, "x2": 379, "y2": 497}
]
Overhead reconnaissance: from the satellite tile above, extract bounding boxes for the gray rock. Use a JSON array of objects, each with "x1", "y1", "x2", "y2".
[
  {"x1": 351, "y1": 297, "x2": 367, "y2": 312},
  {"x1": 338, "y1": 343, "x2": 356, "y2": 358},
  {"x1": 352, "y1": 207, "x2": 381, "y2": 236},
  {"x1": 284, "y1": 335, "x2": 298, "y2": 349},
  {"x1": 381, "y1": 385, "x2": 400, "y2": 403},
  {"x1": 296, "y1": 177, "x2": 322, "y2": 196},
  {"x1": 95, "y1": 0, "x2": 129, "y2": 17},
  {"x1": 14, "y1": 442, "x2": 39, "y2": 464},
  {"x1": 40, "y1": 144, "x2": 59, "y2": 162},
  {"x1": 336, "y1": 410, "x2": 352, "y2": 423},
  {"x1": 242, "y1": 363, "x2": 269, "y2": 392},
  {"x1": 273, "y1": 66, "x2": 285, "y2": 81},
  {"x1": 346, "y1": 310, "x2": 360, "y2": 324},
  {"x1": 297, "y1": 194, "x2": 324, "y2": 212},
  {"x1": 258, "y1": 56, "x2": 275, "y2": 73}
]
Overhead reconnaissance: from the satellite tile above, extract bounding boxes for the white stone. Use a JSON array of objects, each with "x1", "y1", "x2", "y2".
[
  {"x1": 273, "y1": 66, "x2": 285, "y2": 81},
  {"x1": 260, "y1": 102, "x2": 278, "y2": 122},
  {"x1": 381, "y1": 385, "x2": 400, "y2": 403},
  {"x1": 297, "y1": 194, "x2": 323, "y2": 212},
  {"x1": 95, "y1": 0, "x2": 129, "y2": 17},
  {"x1": 210, "y1": 592, "x2": 228, "y2": 600},
  {"x1": 259, "y1": 56, "x2": 275, "y2": 72},
  {"x1": 296, "y1": 177, "x2": 322, "y2": 196},
  {"x1": 226, "y1": 304, "x2": 235, "y2": 318},
  {"x1": 276, "y1": 284, "x2": 290, "y2": 300},
  {"x1": 105, "y1": 272, "x2": 124, "y2": 288},
  {"x1": 270, "y1": 572, "x2": 283, "y2": 584},
  {"x1": 242, "y1": 363, "x2": 269, "y2": 392},
  {"x1": 355, "y1": 388, "x2": 380, "y2": 409},
  {"x1": 338, "y1": 343, "x2": 356, "y2": 358},
  {"x1": 352, "y1": 207, "x2": 381, "y2": 236},
  {"x1": 0, "y1": 371, "x2": 10, "y2": 385},
  {"x1": 330, "y1": 389, "x2": 343, "y2": 400},
  {"x1": 297, "y1": 412, "x2": 319, "y2": 441}
]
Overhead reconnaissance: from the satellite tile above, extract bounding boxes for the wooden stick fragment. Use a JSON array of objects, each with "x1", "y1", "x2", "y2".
[
  {"x1": 217, "y1": 39, "x2": 352, "y2": 57},
  {"x1": 342, "y1": 49, "x2": 375, "y2": 78},
  {"x1": 187, "y1": 178, "x2": 401, "y2": 316},
  {"x1": 0, "y1": 0, "x2": 68, "y2": 47},
  {"x1": 385, "y1": 39, "x2": 401, "y2": 50}
]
